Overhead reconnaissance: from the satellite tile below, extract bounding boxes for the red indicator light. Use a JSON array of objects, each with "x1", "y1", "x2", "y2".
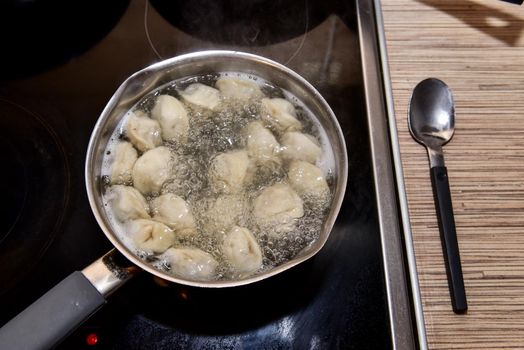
[{"x1": 86, "y1": 333, "x2": 98, "y2": 346}]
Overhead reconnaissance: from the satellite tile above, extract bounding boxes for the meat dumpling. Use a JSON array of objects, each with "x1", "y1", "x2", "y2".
[
  {"x1": 179, "y1": 83, "x2": 221, "y2": 110},
  {"x1": 151, "y1": 95, "x2": 189, "y2": 143},
  {"x1": 110, "y1": 141, "x2": 138, "y2": 185},
  {"x1": 160, "y1": 247, "x2": 218, "y2": 280},
  {"x1": 280, "y1": 132, "x2": 321, "y2": 164},
  {"x1": 222, "y1": 226, "x2": 263, "y2": 275},
  {"x1": 126, "y1": 219, "x2": 175, "y2": 254},
  {"x1": 216, "y1": 77, "x2": 263, "y2": 100},
  {"x1": 107, "y1": 185, "x2": 150, "y2": 222},
  {"x1": 261, "y1": 98, "x2": 302, "y2": 133},
  {"x1": 150, "y1": 193, "x2": 197, "y2": 236},
  {"x1": 132, "y1": 146, "x2": 173, "y2": 194},
  {"x1": 253, "y1": 183, "x2": 304, "y2": 234},
  {"x1": 288, "y1": 160, "x2": 330, "y2": 206},
  {"x1": 126, "y1": 110, "x2": 162, "y2": 152},
  {"x1": 209, "y1": 150, "x2": 249, "y2": 194},
  {"x1": 243, "y1": 121, "x2": 281, "y2": 167}
]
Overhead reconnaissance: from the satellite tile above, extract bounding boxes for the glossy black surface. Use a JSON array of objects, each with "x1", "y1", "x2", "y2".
[
  {"x1": 0, "y1": 0, "x2": 130, "y2": 79},
  {"x1": 0, "y1": 1, "x2": 392, "y2": 348},
  {"x1": 150, "y1": 0, "x2": 332, "y2": 45},
  {"x1": 0, "y1": 98, "x2": 70, "y2": 292}
]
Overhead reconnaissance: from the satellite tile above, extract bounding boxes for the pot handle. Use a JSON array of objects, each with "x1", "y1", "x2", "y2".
[{"x1": 0, "y1": 249, "x2": 138, "y2": 350}]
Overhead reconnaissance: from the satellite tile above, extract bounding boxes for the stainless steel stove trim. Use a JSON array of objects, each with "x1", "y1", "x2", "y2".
[
  {"x1": 357, "y1": 0, "x2": 427, "y2": 350},
  {"x1": 371, "y1": 1, "x2": 428, "y2": 348},
  {"x1": 357, "y1": 3, "x2": 414, "y2": 348},
  {"x1": 357, "y1": 0, "x2": 428, "y2": 349}
]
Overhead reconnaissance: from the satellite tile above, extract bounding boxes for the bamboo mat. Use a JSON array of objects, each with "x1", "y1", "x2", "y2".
[{"x1": 380, "y1": 0, "x2": 524, "y2": 348}]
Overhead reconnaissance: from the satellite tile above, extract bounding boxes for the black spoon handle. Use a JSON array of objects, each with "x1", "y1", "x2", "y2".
[{"x1": 430, "y1": 166, "x2": 468, "y2": 313}]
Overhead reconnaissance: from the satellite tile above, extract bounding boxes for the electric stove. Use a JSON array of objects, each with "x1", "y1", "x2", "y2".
[{"x1": 0, "y1": 0, "x2": 424, "y2": 348}]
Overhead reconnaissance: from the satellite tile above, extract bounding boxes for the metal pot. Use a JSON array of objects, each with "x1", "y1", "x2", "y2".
[{"x1": 0, "y1": 51, "x2": 347, "y2": 350}]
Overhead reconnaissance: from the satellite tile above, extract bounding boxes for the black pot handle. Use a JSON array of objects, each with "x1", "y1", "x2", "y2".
[
  {"x1": 0, "y1": 250, "x2": 138, "y2": 350},
  {"x1": 430, "y1": 166, "x2": 468, "y2": 313}
]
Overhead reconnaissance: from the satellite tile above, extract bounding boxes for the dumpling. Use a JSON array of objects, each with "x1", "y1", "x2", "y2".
[
  {"x1": 150, "y1": 193, "x2": 197, "y2": 236},
  {"x1": 243, "y1": 121, "x2": 281, "y2": 167},
  {"x1": 288, "y1": 160, "x2": 330, "y2": 205},
  {"x1": 151, "y1": 95, "x2": 189, "y2": 143},
  {"x1": 222, "y1": 226, "x2": 263, "y2": 275},
  {"x1": 202, "y1": 194, "x2": 247, "y2": 234},
  {"x1": 126, "y1": 110, "x2": 162, "y2": 152},
  {"x1": 160, "y1": 247, "x2": 218, "y2": 280},
  {"x1": 280, "y1": 132, "x2": 321, "y2": 164},
  {"x1": 132, "y1": 146, "x2": 173, "y2": 194},
  {"x1": 179, "y1": 83, "x2": 221, "y2": 110},
  {"x1": 107, "y1": 185, "x2": 150, "y2": 222},
  {"x1": 209, "y1": 150, "x2": 249, "y2": 194},
  {"x1": 253, "y1": 183, "x2": 304, "y2": 234},
  {"x1": 261, "y1": 98, "x2": 302, "y2": 133},
  {"x1": 126, "y1": 219, "x2": 175, "y2": 254},
  {"x1": 216, "y1": 77, "x2": 264, "y2": 100},
  {"x1": 110, "y1": 141, "x2": 138, "y2": 184}
]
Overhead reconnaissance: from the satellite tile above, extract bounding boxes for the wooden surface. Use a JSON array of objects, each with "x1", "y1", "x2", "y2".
[{"x1": 381, "y1": 0, "x2": 524, "y2": 348}]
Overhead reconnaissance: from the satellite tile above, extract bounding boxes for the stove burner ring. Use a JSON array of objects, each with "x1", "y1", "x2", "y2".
[
  {"x1": 0, "y1": 137, "x2": 27, "y2": 244},
  {"x1": 149, "y1": 0, "x2": 331, "y2": 46},
  {"x1": 0, "y1": 98, "x2": 70, "y2": 293}
]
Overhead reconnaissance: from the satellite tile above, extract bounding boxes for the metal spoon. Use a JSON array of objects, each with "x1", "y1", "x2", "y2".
[{"x1": 408, "y1": 78, "x2": 467, "y2": 314}]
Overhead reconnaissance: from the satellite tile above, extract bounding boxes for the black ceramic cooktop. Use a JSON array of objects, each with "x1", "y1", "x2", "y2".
[{"x1": 0, "y1": 0, "x2": 391, "y2": 348}]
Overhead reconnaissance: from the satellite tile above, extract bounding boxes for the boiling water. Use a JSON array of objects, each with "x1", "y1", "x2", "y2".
[{"x1": 101, "y1": 72, "x2": 335, "y2": 281}]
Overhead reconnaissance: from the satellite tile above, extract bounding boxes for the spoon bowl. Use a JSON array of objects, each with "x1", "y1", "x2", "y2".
[{"x1": 409, "y1": 78, "x2": 455, "y2": 150}]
